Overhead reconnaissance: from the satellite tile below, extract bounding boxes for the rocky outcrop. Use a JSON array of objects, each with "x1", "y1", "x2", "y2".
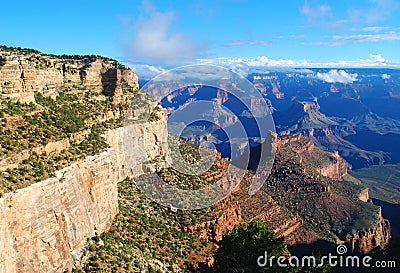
[
  {"x1": 44, "y1": 139, "x2": 71, "y2": 155},
  {"x1": 345, "y1": 208, "x2": 391, "y2": 254},
  {"x1": 182, "y1": 196, "x2": 243, "y2": 242},
  {"x1": 277, "y1": 134, "x2": 348, "y2": 180},
  {"x1": 264, "y1": 134, "x2": 390, "y2": 253},
  {"x1": 0, "y1": 47, "x2": 138, "y2": 103},
  {"x1": 0, "y1": 150, "x2": 121, "y2": 273},
  {"x1": 318, "y1": 151, "x2": 348, "y2": 180},
  {"x1": 0, "y1": 139, "x2": 71, "y2": 172},
  {"x1": 359, "y1": 188, "x2": 371, "y2": 203},
  {"x1": 0, "y1": 115, "x2": 167, "y2": 273}
]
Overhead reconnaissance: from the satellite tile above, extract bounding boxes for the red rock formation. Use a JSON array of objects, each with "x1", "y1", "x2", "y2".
[
  {"x1": 0, "y1": 47, "x2": 138, "y2": 103},
  {"x1": 359, "y1": 188, "x2": 372, "y2": 203},
  {"x1": 345, "y1": 208, "x2": 391, "y2": 254}
]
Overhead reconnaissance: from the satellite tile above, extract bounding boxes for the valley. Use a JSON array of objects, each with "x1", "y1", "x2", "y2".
[
  {"x1": 351, "y1": 164, "x2": 400, "y2": 236},
  {"x1": 250, "y1": 69, "x2": 400, "y2": 169},
  {"x1": 0, "y1": 46, "x2": 398, "y2": 272}
]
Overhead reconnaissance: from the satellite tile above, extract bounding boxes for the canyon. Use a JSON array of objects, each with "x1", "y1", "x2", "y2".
[
  {"x1": 250, "y1": 69, "x2": 400, "y2": 169},
  {"x1": 0, "y1": 46, "x2": 393, "y2": 272}
]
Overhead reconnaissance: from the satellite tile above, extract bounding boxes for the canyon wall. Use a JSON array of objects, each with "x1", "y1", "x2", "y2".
[
  {"x1": 0, "y1": 46, "x2": 168, "y2": 272},
  {"x1": 267, "y1": 134, "x2": 390, "y2": 252},
  {"x1": 318, "y1": 151, "x2": 348, "y2": 180},
  {"x1": 0, "y1": 47, "x2": 138, "y2": 103},
  {"x1": 0, "y1": 118, "x2": 167, "y2": 273},
  {"x1": 345, "y1": 208, "x2": 391, "y2": 254}
]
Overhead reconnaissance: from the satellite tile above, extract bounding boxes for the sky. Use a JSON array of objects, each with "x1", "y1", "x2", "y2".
[{"x1": 1, "y1": 0, "x2": 400, "y2": 70}]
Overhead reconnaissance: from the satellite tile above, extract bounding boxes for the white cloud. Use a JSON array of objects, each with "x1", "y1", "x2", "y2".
[
  {"x1": 332, "y1": 31, "x2": 400, "y2": 43},
  {"x1": 300, "y1": 1, "x2": 332, "y2": 24},
  {"x1": 300, "y1": 0, "x2": 398, "y2": 29},
  {"x1": 369, "y1": 53, "x2": 385, "y2": 62},
  {"x1": 364, "y1": 0, "x2": 399, "y2": 24},
  {"x1": 123, "y1": 0, "x2": 202, "y2": 66},
  {"x1": 316, "y1": 70, "x2": 358, "y2": 83},
  {"x1": 130, "y1": 64, "x2": 167, "y2": 80},
  {"x1": 362, "y1": 26, "x2": 390, "y2": 32},
  {"x1": 289, "y1": 34, "x2": 307, "y2": 39},
  {"x1": 200, "y1": 54, "x2": 399, "y2": 69},
  {"x1": 122, "y1": 54, "x2": 400, "y2": 79},
  {"x1": 382, "y1": 73, "x2": 391, "y2": 79},
  {"x1": 306, "y1": 29, "x2": 400, "y2": 46},
  {"x1": 223, "y1": 40, "x2": 272, "y2": 47}
]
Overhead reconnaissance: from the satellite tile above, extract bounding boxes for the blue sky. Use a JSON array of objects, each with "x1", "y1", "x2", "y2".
[{"x1": 1, "y1": 0, "x2": 399, "y2": 67}]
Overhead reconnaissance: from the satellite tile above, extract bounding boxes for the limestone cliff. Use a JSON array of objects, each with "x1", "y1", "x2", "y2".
[
  {"x1": 0, "y1": 118, "x2": 167, "y2": 273},
  {"x1": 0, "y1": 46, "x2": 138, "y2": 103},
  {"x1": 0, "y1": 45, "x2": 167, "y2": 273}
]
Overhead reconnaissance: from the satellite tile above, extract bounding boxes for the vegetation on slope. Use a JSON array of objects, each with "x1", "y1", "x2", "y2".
[
  {"x1": 75, "y1": 136, "x2": 375, "y2": 272},
  {"x1": 350, "y1": 164, "x2": 400, "y2": 204},
  {"x1": 0, "y1": 81, "x2": 136, "y2": 196},
  {"x1": 74, "y1": 178, "x2": 212, "y2": 273},
  {"x1": 264, "y1": 137, "x2": 380, "y2": 242},
  {"x1": 201, "y1": 220, "x2": 332, "y2": 273}
]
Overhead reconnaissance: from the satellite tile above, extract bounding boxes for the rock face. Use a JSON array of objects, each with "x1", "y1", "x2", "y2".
[
  {"x1": 359, "y1": 188, "x2": 371, "y2": 203},
  {"x1": 0, "y1": 122, "x2": 167, "y2": 272},
  {"x1": 345, "y1": 208, "x2": 391, "y2": 254},
  {"x1": 0, "y1": 47, "x2": 138, "y2": 103},
  {"x1": 277, "y1": 134, "x2": 348, "y2": 180},
  {"x1": 182, "y1": 195, "x2": 243, "y2": 242},
  {"x1": 0, "y1": 45, "x2": 168, "y2": 273},
  {"x1": 0, "y1": 151, "x2": 120, "y2": 273},
  {"x1": 317, "y1": 151, "x2": 348, "y2": 180},
  {"x1": 261, "y1": 134, "x2": 390, "y2": 252}
]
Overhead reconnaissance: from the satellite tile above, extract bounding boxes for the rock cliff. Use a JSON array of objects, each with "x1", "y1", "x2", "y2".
[
  {"x1": 0, "y1": 46, "x2": 138, "y2": 103},
  {"x1": 0, "y1": 118, "x2": 167, "y2": 272},
  {"x1": 264, "y1": 134, "x2": 390, "y2": 252},
  {"x1": 345, "y1": 207, "x2": 391, "y2": 254},
  {"x1": 359, "y1": 188, "x2": 371, "y2": 203},
  {"x1": 0, "y1": 45, "x2": 167, "y2": 273}
]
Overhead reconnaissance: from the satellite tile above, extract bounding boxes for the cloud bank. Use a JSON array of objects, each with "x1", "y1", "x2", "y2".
[
  {"x1": 127, "y1": 53, "x2": 400, "y2": 79},
  {"x1": 316, "y1": 70, "x2": 358, "y2": 83},
  {"x1": 198, "y1": 53, "x2": 398, "y2": 69}
]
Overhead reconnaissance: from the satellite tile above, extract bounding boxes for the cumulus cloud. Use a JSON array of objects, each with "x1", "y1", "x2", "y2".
[
  {"x1": 382, "y1": 73, "x2": 391, "y2": 79},
  {"x1": 126, "y1": 54, "x2": 400, "y2": 79},
  {"x1": 316, "y1": 70, "x2": 358, "y2": 83},
  {"x1": 200, "y1": 54, "x2": 399, "y2": 69},
  {"x1": 123, "y1": 0, "x2": 203, "y2": 66},
  {"x1": 369, "y1": 53, "x2": 386, "y2": 62}
]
